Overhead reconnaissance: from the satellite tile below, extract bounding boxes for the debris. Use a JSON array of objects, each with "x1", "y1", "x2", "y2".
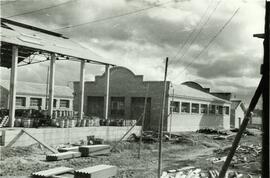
[
  {"x1": 0, "y1": 116, "x2": 9, "y2": 128},
  {"x1": 74, "y1": 164, "x2": 117, "y2": 178},
  {"x1": 32, "y1": 166, "x2": 74, "y2": 178},
  {"x1": 46, "y1": 151, "x2": 81, "y2": 161},
  {"x1": 197, "y1": 128, "x2": 229, "y2": 135}
]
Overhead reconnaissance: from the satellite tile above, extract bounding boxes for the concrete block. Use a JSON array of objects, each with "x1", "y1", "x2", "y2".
[
  {"x1": 58, "y1": 146, "x2": 79, "y2": 152},
  {"x1": 46, "y1": 151, "x2": 81, "y2": 161},
  {"x1": 32, "y1": 167, "x2": 74, "y2": 178},
  {"x1": 79, "y1": 145, "x2": 110, "y2": 157},
  {"x1": 74, "y1": 164, "x2": 117, "y2": 178}
]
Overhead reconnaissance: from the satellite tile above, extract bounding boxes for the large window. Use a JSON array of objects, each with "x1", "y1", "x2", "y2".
[
  {"x1": 201, "y1": 104, "x2": 208, "y2": 114},
  {"x1": 209, "y1": 105, "x2": 216, "y2": 114},
  {"x1": 181, "y1": 102, "x2": 190, "y2": 113},
  {"x1": 30, "y1": 98, "x2": 42, "y2": 107},
  {"x1": 191, "y1": 103, "x2": 199, "y2": 114},
  {"x1": 217, "y1": 105, "x2": 223, "y2": 115},
  {"x1": 111, "y1": 97, "x2": 125, "y2": 116},
  {"x1": 170, "y1": 101, "x2": 180, "y2": 113},
  {"x1": 60, "y1": 100, "x2": 70, "y2": 108},
  {"x1": 16, "y1": 97, "x2": 26, "y2": 106},
  {"x1": 225, "y1": 106, "x2": 230, "y2": 115}
]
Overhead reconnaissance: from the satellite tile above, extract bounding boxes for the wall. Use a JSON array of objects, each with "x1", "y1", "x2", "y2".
[
  {"x1": 73, "y1": 67, "x2": 169, "y2": 131},
  {"x1": 234, "y1": 106, "x2": 245, "y2": 128},
  {"x1": 167, "y1": 97, "x2": 231, "y2": 132},
  {"x1": 0, "y1": 86, "x2": 9, "y2": 109},
  {"x1": 1, "y1": 126, "x2": 141, "y2": 147}
]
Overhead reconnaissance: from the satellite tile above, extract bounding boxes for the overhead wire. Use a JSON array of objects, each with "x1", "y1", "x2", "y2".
[
  {"x1": 181, "y1": 7, "x2": 240, "y2": 74},
  {"x1": 175, "y1": 0, "x2": 222, "y2": 62},
  {"x1": 4, "y1": 0, "x2": 76, "y2": 18},
  {"x1": 171, "y1": 0, "x2": 214, "y2": 61},
  {"x1": 52, "y1": 0, "x2": 175, "y2": 31}
]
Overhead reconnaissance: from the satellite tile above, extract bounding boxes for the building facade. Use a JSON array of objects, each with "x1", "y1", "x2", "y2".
[
  {"x1": 73, "y1": 67, "x2": 231, "y2": 132},
  {"x1": 0, "y1": 80, "x2": 74, "y2": 117},
  {"x1": 230, "y1": 99, "x2": 246, "y2": 129}
]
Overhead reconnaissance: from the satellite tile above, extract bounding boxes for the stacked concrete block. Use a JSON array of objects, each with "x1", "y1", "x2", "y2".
[
  {"x1": 46, "y1": 151, "x2": 81, "y2": 161},
  {"x1": 79, "y1": 144, "x2": 110, "y2": 157},
  {"x1": 74, "y1": 165, "x2": 117, "y2": 178},
  {"x1": 32, "y1": 167, "x2": 74, "y2": 178},
  {"x1": 58, "y1": 146, "x2": 79, "y2": 152}
]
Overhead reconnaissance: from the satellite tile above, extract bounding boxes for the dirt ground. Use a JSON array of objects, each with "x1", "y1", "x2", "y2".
[{"x1": 0, "y1": 130, "x2": 262, "y2": 178}]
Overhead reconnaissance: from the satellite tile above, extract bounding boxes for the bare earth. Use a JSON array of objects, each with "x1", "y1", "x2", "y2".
[{"x1": 0, "y1": 131, "x2": 262, "y2": 178}]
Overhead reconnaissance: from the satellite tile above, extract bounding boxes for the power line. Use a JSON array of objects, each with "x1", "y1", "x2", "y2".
[
  {"x1": 53, "y1": 0, "x2": 175, "y2": 31},
  {"x1": 4, "y1": 0, "x2": 75, "y2": 18},
  {"x1": 181, "y1": 7, "x2": 240, "y2": 73},
  {"x1": 171, "y1": 0, "x2": 214, "y2": 60},
  {"x1": 175, "y1": 0, "x2": 222, "y2": 62}
]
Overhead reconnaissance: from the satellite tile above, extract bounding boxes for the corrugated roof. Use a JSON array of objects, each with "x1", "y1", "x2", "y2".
[
  {"x1": 0, "y1": 80, "x2": 73, "y2": 98},
  {"x1": 1, "y1": 18, "x2": 113, "y2": 66},
  {"x1": 170, "y1": 84, "x2": 230, "y2": 103}
]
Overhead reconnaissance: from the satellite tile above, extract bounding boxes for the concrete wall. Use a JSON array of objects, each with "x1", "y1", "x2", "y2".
[
  {"x1": 1, "y1": 126, "x2": 141, "y2": 147},
  {"x1": 73, "y1": 67, "x2": 169, "y2": 131},
  {"x1": 167, "y1": 97, "x2": 231, "y2": 132}
]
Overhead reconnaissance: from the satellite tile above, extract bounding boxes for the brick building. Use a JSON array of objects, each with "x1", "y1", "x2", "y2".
[{"x1": 73, "y1": 67, "x2": 231, "y2": 131}]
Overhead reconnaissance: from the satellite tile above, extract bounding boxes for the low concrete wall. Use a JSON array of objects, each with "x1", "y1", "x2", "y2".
[{"x1": 1, "y1": 126, "x2": 141, "y2": 147}]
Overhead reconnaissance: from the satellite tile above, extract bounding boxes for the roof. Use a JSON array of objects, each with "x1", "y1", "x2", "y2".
[
  {"x1": 0, "y1": 18, "x2": 113, "y2": 68},
  {"x1": 170, "y1": 84, "x2": 231, "y2": 104},
  {"x1": 0, "y1": 80, "x2": 73, "y2": 98},
  {"x1": 231, "y1": 99, "x2": 246, "y2": 111}
]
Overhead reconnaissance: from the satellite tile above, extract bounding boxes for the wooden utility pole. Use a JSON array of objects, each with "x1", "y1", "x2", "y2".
[
  {"x1": 104, "y1": 65, "x2": 110, "y2": 120},
  {"x1": 48, "y1": 53, "x2": 56, "y2": 119},
  {"x1": 158, "y1": 57, "x2": 168, "y2": 178},
  {"x1": 138, "y1": 84, "x2": 149, "y2": 159},
  {"x1": 79, "y1": 60, "x2": 86, "y2": 120}
]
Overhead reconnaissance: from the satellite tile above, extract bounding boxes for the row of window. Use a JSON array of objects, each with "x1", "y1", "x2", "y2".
[
  {"x1": 16, "y1": 97, "x2": 70, "y2": 108},
  {"x1": 170, "y1": 101, "x2": 230, "y2": 115}
]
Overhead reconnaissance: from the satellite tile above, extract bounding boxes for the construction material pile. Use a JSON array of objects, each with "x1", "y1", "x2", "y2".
[{"x1": 196, "y1": 128, "x2": 229, "y2": 135}]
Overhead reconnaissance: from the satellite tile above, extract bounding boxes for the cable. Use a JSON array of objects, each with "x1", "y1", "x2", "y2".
[
  {"x1": 171, "y1": 0, "x2": 214, "y2": 60},
  {"x1": 181, "y1": 7, "x2": 240, "y2": 73},
  {"x1": 4, "y1": 0, "x2": 76, "y2": 18},
  {"x1": 175, "y1": 0, "x2": 222, "y2": 62},
  {"x1": 53, "y1": 0, "x2": 174, "y2": 31}
]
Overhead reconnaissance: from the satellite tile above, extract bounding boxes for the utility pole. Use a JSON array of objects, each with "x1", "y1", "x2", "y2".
[{"x1": 158, "y1": 57, "x2": 168, "y2": 178}]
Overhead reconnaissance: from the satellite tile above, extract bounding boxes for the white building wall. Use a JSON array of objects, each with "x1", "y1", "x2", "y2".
[
  {"x1": 167, "y1": 97, "x2": 231, "y2": 132},
  {"x1": 234, "y1": 106, "x2": 245, "y2": 128}
]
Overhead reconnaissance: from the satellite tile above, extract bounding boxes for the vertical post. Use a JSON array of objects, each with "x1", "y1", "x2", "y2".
[
  {"x1": 104, "y1": 65, "x2": 110, "y2": 120},
  {"x1": 262, "y1": 2, "x2": 269, "y2": 177},
  {"x1": 158, "y1": 57, "x2": 169, "y2": 178},
  {"x1": 79, "y1": 60, "x2": 86, "y2": 120},
  {"x1": 138, "y1": 84, "x2": 149, "y2": 159},
  {"x1": 8, "y1": 45, "x2": 18, "y2": 127},
  {"x1": 45, "y1": 66, "x2": 50, "y2": 110},
  {"x1": 169, "y1": 88, "x2": 174, "y2": 138},
  {"x1": 48, "y1": 53, "x2": 56, "y2": 118}
]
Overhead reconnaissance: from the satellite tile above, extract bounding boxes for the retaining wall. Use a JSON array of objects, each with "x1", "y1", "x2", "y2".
[{"x1": 0, "y1": 126, "x2": 141, "y2": 147}]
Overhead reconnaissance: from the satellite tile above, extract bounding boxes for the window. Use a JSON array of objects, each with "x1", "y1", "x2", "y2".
[
  {"x1": 111, "y1": 97, "x2": 125, "y2": 116},
  {"x1": 30, "y1": 98, "x2": 42, "y2": 107},
  {"x1": 201, "y1": 104, "x2": 208, "y2": 114},
  {"x1": 16, "y1": 97, "x2": 26, "y2": 106},
  {"x1": 225, "y1": 106, "x2": 230, "y2": 115},
  {"x1": 170, "y1": 101, "x2": 180, "y2": 113},
  {"x1": 217, "y1": 105, "x2": 223, "y2": 115},
  {"x1": 46, "y1": 99, "x2": 57, "y2": 108},
  {"x1": 209, "y1": 105, "x2": 216, "y2": 114},
  {"x1": 191, "y1": 103, "x2": 199, "y2": 114},
  {"x1": 181, "y1": 102, "x2": 190, "y2": 113},
  {"x1": 60, "y1": 100, "x2": 69, "y2": 108}
]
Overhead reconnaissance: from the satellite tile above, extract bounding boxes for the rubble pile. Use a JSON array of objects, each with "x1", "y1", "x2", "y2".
[{"x1": 196, "y1": 128, "x2": 229, "y2": 135}]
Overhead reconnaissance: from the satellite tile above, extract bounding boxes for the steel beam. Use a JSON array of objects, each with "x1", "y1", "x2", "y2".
[
  {"x1": 79, "y1": 60, "x2": 86, "y2": 120},
  {"x1": 48, "y1": 53, "x2": 56, "y2": 118},
  {"x1": 8, "y1": 45, "x2": 18, "y2": 127}
]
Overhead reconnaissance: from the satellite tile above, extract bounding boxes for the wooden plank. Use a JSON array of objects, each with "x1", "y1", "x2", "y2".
[
  {"x1": 46, "y1": 151, "x2": 81, "y2": 161},
  {"x1": 22, "y1": 129, "x2": 58, "y2": 153},
  {"x1": 74, "y1": 165, "x2": 117, "y2": 178},
  {"x1": 32, "y1": 167, "x2": 74, "y2": 178},
  {"x1": 6, "y1": 130, "x2": 24, "y2": 147}
]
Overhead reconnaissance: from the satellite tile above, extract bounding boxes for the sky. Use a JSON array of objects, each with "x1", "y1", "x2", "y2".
[{"x1": 0, "y1": 0, "x2": 266, "y2": 107}]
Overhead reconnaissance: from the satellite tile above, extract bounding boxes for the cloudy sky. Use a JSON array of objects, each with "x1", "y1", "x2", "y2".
[{"x1": 0, "y1": 0, "x2": 266, "y2": 107}]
